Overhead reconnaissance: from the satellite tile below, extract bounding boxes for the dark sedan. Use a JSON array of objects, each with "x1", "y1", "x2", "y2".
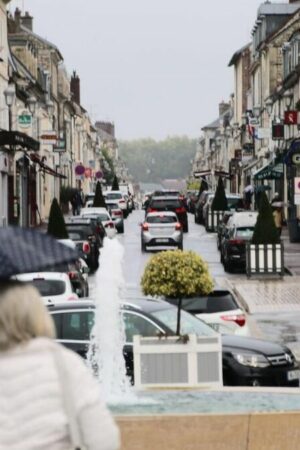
[{"x1": 48, "y1": 298, "x2": 299, "y2": 387}]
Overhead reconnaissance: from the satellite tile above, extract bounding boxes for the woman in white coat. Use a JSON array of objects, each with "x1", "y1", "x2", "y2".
[{"x1": 0, "y1": 281, "x2": 120, "y2": 450}]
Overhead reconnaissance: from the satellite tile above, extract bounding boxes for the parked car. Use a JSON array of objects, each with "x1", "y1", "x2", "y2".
[
  {"x1": 106, "y1": 202, "x2": 124, "y2": 233},
  {"x1": 203, "y1": 193, "x2": 244, "y2": 229},
  {"x1": 81, "y1": 207, "x2": 117, "y2": 239},
  {"x1": 48, "y1": 298, "x2": 300, "y2": 387},
  {"x1": 146, "y1": 196, "x2": 188, "y2": 232},
  {"x1": 186, "y1": 190, "x2": 199, "y2": 213},
  {"x1": 15, "y1": 272, "x2": 78, "y2": 305},
  {"x1": 104, "y1": 190, "x2": 129, "y2": 217},
  {"x1": 65, "y1": 218, "x2": 101, "y2": 271},
  {"x1": 84, "y1": 192, "x2": 95, "y2": 207},
  {"x1": 217, "y1": 211, "x2": 234, "y2": 250},
  {"x1": 164, "y1": 288, "x2": 250, "y2": 336},
  {"x1": 220, "y1": 211, "x2": 259, "y2": 272},
  {"x1": 194, "y1": 190, "x2": 212, "y2": 224},
  {"x1": 141, "y1": 211, "x2": 183, "y2": 252}
]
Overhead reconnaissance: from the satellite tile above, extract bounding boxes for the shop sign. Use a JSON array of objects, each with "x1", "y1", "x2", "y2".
[
  {"x1": 249, "y1": 117, "x2": 259, "y2": 126},
  {"x1": 18, "y1": 109, "x2": 32, "y2": 128},
  {"x1": 257, "y1": 128, "x2": 270, "y2": 139},
  {"x1": 292, "y1": 152, "x2": 300, "y2": 165},
  {"x1": 284, "y1": 111, "x2": 298, "y2": 125},
  {"x1": 242, "y1": 144, "x2": 253, "y2": 163},
  {"x1": 234, "y1": 149, "x2": 242, "y2": 160},
  {"x1": 40, "y1": 131, "x2": 57, "y2": 145},
  {"x1": 272, "y1": 124, "x2": 284, "y2": 140},
  {"x1": 53, "y1": 140, "x2": 66, "y2": 152}
]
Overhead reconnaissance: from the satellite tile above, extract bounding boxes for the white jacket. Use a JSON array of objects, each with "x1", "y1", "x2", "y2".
[{"x1": 0, "y1": 338, "x2": 120, "y2": 450}]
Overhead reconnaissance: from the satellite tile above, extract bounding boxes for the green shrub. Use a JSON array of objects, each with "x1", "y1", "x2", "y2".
[
  {"x1": 252, "y1": 191, "x2": 279, "y2": 245},
  {"x1": 141, "y1": 250, "x2": 213, "y2": 334},
  {"x1": 93, "y1": 181, "x2": 106, "y2": 208},
  {"x1": 211, "y1": 177, "x2": 228, "y2": 211},
  {"x1": 47, "y1": 198, "x2": 69, "y2": 239}
]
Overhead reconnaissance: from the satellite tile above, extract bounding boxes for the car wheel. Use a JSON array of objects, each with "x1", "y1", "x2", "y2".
[
  {"x1": 118, "y1": 224, "x2": 124, "y2": 234},
  {"x1": 194, "y1": 215, "x2": 198, "y2": 224},
  {"x1": 224, "y1": 258, "x2": 232, "y2": 273},
  {"x1": 177, "y1": 241, "x2": 183, "y2": 250},
  {"x1": 183, "y1": 223, "x2": 188, "y2": 233},
  {"x1": 141, "y1": 241, "x2": 146, "y2": 252}
]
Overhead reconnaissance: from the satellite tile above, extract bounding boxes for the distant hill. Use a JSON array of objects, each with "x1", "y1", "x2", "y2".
[{"x1": 118, "y1": 136, "x2": 197, "y2": 183}]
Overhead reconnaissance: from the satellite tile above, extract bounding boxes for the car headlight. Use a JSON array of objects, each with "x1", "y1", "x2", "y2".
[{"x1": 232, "y1": 352, "x2": 270, "y2": 368}]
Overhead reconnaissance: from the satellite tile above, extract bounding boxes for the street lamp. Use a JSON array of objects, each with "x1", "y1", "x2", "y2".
[
  {"x1": 27, "y1": 95, "x2": 37, "y2": 115},
  {"x1": 4, "y1": 84, "x2": 16, "y2": 129},
  {"x1": 46, "y1": 100, "x2": 54, "y2": 118},
  {"x1": 265, "y1": 98, "x2": 273, "y2": 116},
  {"x1": 283, "y1": 90, "x2": 293, "y2": 109}
]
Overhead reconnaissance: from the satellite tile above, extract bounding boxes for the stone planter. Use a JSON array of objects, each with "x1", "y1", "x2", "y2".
[
  {"x1": 205, "y1": 209, "x2": 225, "y2": 232},
  {"x1": 246, "y1": 243, "x2": 284, "y2": 277},
  {"x1": 133, "y1": 334, "x2": 222, "y2": 389}
]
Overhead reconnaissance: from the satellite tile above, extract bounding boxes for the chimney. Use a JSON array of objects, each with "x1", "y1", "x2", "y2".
[
  {"x1": 219, "y1": 101, "x2": 230, "y2": 117},
  {"x1": 14, "y1": 8, "x2": 21, "y2": 30},
  {"x1": 21, "y1": 11, "x2": 33, "y2": 31},
  {"x1": 70, "y1": 71, "x2": 80, "y2": 105}
]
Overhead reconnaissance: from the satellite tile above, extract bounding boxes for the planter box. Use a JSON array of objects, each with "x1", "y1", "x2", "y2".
[
  {"x1": 133, "y1": 334, "x2": 222, "y2": 389},
  {"x1": 287, "y1": 219, "x2": 300, "y2": 243},
  {"x1": 205, "y1": 209, "x2": 225, "y2": 232},
  {"x1": 246, "y1": 243, "x2": 284, "y2": 277}
]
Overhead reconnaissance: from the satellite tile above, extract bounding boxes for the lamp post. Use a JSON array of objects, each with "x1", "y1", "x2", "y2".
[{"x1": 4, "y1": 84, "x2": 16, "y2": 226}]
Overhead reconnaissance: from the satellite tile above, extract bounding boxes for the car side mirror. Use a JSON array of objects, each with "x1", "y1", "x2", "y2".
[
  {"x1": 76, "y1": 288, "x2": 83, "y2": 297},
  {"x1": 82, "y1": 266, "x2": 90, "y2": 274}
]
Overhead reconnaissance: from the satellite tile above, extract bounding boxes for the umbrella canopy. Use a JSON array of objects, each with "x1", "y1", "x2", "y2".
[{"x1": 0, "y1": 226, "x2": 79, "y2": 280}]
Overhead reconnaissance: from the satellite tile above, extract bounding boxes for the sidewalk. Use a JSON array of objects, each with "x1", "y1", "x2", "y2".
[{"x1": 282, "y1": 227, "x2": 300, "y2": 276}]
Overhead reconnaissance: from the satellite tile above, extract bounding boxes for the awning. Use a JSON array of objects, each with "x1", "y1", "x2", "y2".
[
  {"x1": 253, "y1": 161, "x2": 283, "y2": 181},
  {"x1": 0, "y1": 130, "x2": 39, "y2": 151},
  {"x1": 30, "y1": 154, "x2": 67, "y2": 179},
  {"x1": 194, "y1": 169, "x2": 231, "y2": 179}
]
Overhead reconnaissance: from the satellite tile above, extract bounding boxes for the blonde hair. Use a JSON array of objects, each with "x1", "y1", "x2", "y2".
[{"x1": 0, "y1": 281, "x2": 55, "y2": 351}]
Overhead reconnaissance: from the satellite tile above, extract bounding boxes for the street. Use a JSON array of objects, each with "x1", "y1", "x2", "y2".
[{"x1": 88, "y1": 210, "x2": 300, "y2": 360}]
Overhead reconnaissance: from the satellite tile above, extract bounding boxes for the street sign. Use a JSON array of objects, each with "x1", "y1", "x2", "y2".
[
  {"x1": 18, "y1": 109, "x2": 31, "y2": 128},
  {"x1": 272, "y1": 124, "x2": 284, "y2": 140},
  {"x1": 284, "y1": 111, "x2": 298, "y2": 125},
  {"x1": 53, "y1": 140, "x2": 66, "y2": 152},
  {"x1": 40, "y1": 131, "x2": 57, "y2": 145}
]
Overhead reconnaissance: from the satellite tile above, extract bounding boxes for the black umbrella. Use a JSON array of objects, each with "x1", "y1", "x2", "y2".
[{"x1": 0, "y1": 226, "x2": 79, "y2": 280}]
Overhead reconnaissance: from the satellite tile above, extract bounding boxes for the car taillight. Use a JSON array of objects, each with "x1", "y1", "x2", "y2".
[
  {"x1": 67, "y1": 295, "x2": 78, "y2": 301},
  {"x1": 105, "y1": 222, "x2": 114, "y2": 228},
  {"x1": 119, "y1": 200, "x2": 126, "y2": 204},
  {"x1": 229, "y1": 239, "x2": 244, "y2": 245},
  {"x1": 142, "y1": 223, "x2": 149, "y2": 231},
  {"x1": 175, "y1": 223, "x2": 182, "y2": 230},
  {"x1": 220, "y1": 314, "x2": 246, "y2": 327},
  {"x1": 148, "y1": 208, "x2": 157, "y2": 213},
  {"x1": 68, "y1": 271, "x2": 78, "y2": 280},
  {"x1": 175, "y1": 207, "x2": 186, "y2": 214},
  {"x1": 82, "y1": 242, "x2": 91, "y2": 253},
  {"x1": 114, "y1": 210, "x2": 122, "y2": 216}
]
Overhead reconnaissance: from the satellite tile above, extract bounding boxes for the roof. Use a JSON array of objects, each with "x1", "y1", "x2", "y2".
[
  {"x1": 20, "y1": 24, "x2": 63, "y2": 60},
  {"x1": 228, "y1": 42, "x2": 251, "y2": 67},
  {"x1": 257, "y1": 2, "x2": 300, "y2": 17},
  {"x1": 202, "y1": 106, "x2": 232, "y2": 131}
]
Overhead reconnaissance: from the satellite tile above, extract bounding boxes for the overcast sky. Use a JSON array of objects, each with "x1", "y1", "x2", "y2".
[{"x1": 9, "y1": 0, "x2": 267, "y2": 139}]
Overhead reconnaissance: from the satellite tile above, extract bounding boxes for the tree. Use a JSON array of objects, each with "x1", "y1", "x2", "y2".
[
  {"x1": 111, "y1": 175, "x2": 120, "y2": 191},
  {"x1": 198, "y1": 177, "x2": 209, "y2": 197},
  {"x1": 211, "y1": 177, "x2": 228, "y2": 211},
  {"x1": 141, "y1": 250, "x2": 213, "y2": 335},
  {"x1": 93, "y1": 181, "x2": 106, "y2": 208},
  {"x1": 47, "y1": 198, "x2": 69, "y2": 239},
  {"x1": 252, "y1": 191, "x2": 279, "y2": 245}
]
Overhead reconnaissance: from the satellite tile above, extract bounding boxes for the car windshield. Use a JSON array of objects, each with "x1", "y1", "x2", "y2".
[
  {"x1": 236, "y1": 227, "x2": 254, "y2": 238},
  {"x1": 227, "y1": 197, "x2": 242, "y2": 209},
  {"x1": 82, "y1": 213, "x2": 109, "y2": 222},
  {"x1": 147, "y1": 215, "x2": 177, "y2": 224},
  {"x1": 151, "y1": 307, "x2": 216, "y2": 336},
  {"x1": 106, "y1": 193, "x2": 122, "y2": 200},
  {"x1": 30, "y1": 279, "x2": 66, "y2": 296},
  {"x1": 150, "y1": 199, "x2": 181, "y2": 209},
  {"x1": 182, "y1": 291, "x2": 239, "y2": 314},
  {"x1": 106, "y1": 203, "x2": 118, "y2": 210},
  {"x1": 66, "y1": 226, "x2": 93, "y2": 240}
]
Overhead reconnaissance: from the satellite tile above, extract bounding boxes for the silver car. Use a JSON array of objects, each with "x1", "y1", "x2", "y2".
[
  {"x1": 106, "y1": 202, "x2": 124, "y2": 234},
  {"x1": 141, "y1": 211, "x2": 183, "y2": 252}
]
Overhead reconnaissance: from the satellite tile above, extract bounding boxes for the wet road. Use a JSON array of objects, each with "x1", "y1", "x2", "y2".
[{"x1": 91, "y1": 209, "x2": 300, "y2": 357}]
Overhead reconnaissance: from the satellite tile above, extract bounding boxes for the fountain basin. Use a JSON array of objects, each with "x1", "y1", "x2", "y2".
[{"x1": 113, "y1": 388, "x2": 300, "y2": 450}]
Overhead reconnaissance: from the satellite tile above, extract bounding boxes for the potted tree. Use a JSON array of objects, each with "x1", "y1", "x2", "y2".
[
  {"x1": 47, "y1": 198, "x2": 69, "y2": 239},
  {"x1": 111, "y1": 175, "x2": 120, "y2": 191},
  {"x1": 93, "y1": 181, "x2": 106, "y2": 208},
  {"x1": 206, "y1": 177, "x2": 228, "y2": 232},
  {"x1": 246, "y1": 191, "x2": 284, "y2": 277},
  {"x1": 133, "y1": 250, "x2": 222, "y2": 389}
]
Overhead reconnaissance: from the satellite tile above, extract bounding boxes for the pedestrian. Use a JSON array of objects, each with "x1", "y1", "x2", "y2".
[
  {"x1": 243, "y1": 185, "x2": 253, "y2": 210},
  {"x1": 0, "y1": 281, "x2": 120, "y2": 450},
  {"x1": 71, "y1": 189, "x2": 83, "y2": 216},
  {"x1": 273, "y1": 206, "x2": 284, "y2": 237}
]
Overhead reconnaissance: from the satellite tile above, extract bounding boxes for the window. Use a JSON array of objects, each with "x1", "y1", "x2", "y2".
[
  {"x1": 123, "y1": 312, "x2": 161, "y2": 342},
  {"x1": 152, "y1": 308, "x2": 215, "y2": 336},
  {"x1": 235, "y1": 227, "x2": 254, "y2": 239},
  {"x1": 150, "y1": 199, "x2": 181, "y2": 209},
  {"x1": 147, "y1": 215, "x2": 177, "y2": 224},
  {"x1": 106, "y1": 193, "x2": 122, "y2": 200},
  {"x1": 181, "y1": 292, "x2": 239, "y2": 314},
  {"x1": 53, "y1": 311, "x2": 94, "y2": 340},
  {"x1": 30, "y1": 279, "x2": 66, "y2": 296}
]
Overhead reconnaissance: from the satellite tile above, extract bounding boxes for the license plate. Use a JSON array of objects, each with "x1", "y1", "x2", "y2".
[
  {"x1": 288, "y1": 370, "x2": 300, "y2": 381},
  {"x1": 156, "y1": 238, "x2": 169, "y2": 243}
]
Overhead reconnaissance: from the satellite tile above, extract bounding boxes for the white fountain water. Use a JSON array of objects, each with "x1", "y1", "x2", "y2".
[{"x1": 87, "y1": 237, "x2": 136, "y2": 404}]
